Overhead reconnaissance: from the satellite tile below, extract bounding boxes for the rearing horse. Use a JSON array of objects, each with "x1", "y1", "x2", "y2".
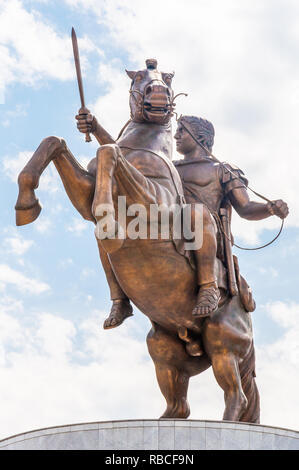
[{"x1": 15, "y1": 59, "x2": 260, "y2": 423}]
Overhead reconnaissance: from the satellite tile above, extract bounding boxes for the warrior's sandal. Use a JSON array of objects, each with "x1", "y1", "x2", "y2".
[
  {"x1": 103, "y1": 301, "x2": 133, "y2": 330},
  {"x1": 192, "y1": 286, "x2": 220, "y2": 318}
]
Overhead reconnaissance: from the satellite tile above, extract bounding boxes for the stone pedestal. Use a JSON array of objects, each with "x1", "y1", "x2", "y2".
[{"x1": 0, "y1": 420, "x2": 298, "y2": 450}]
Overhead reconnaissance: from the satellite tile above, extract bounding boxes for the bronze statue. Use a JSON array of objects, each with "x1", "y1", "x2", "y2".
[{"x1": 14, "y1": 50, "x2": 289, "y2": 423}]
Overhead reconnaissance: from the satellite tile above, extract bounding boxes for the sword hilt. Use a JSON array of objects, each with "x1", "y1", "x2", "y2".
[{"x1": 78, "y1": 106, "x2": 92, "y2": 142}]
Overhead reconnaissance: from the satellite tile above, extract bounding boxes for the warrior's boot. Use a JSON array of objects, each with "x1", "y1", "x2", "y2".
[
  {"x1": 97, "y1": 239, "x2": 134, "y2": 329},
  {"x1": 192, "y1": 281, "x2": 220, "y2": 318}
]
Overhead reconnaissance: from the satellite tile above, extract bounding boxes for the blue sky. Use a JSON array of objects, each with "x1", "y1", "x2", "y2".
[{"x1": 0, "y1": 0, "x2": 299, "y2": 438}]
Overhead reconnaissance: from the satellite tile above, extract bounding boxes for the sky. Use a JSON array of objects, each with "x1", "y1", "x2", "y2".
[{"x1": 0, "y1": 0, "x2": 299, "y2": 439}]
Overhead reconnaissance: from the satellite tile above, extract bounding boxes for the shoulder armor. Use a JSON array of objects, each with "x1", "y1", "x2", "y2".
[
  {"x1": 220, "y1": 162, "x2": 248, "y2": 190},
  {"x1": 223, "y1": 162, "x2": 245, "y2": 174}
]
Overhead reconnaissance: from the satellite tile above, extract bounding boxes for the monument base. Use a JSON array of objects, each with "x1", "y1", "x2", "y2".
[{"x1": 0, "y1": 419, "x2": 298, "y2": 450}]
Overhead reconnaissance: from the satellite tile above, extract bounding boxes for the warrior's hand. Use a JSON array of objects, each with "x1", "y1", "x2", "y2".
[
  {"x1": 267, "y1": 199, "x2": 289, "y2": 219},
  {"x1": 75, "y1": 112, "x2": 97, "y2": 134}
]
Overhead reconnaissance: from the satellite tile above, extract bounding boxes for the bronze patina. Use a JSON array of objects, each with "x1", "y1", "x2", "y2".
[{"x1": 15, "y1": 48, "x2": 288, "y2": 422}]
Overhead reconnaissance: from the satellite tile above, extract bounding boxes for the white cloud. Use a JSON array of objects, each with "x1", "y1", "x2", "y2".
[
  {"x1": 2, "y1": 228, "x2": 34, "y2": 256},
  {"x1": 0, "y1": 0, "x2": 100, "y2": 100},
  {"x1": 0, "y1": 264, "x2": 50, "y2": 294},
  {"x1": 0, "y1": 305, "x2": 222, "y2": 439},
  {"x1": 265, "y1": 300, "x2": 299, "y2": 330},
  {"x1": 66, "y1": 216, "x2": 88, "y2": 235},
  {"x1": 255, "y1": 301, "x2": 299, "y2": 429},
  {"x1": 0, "y1": 303, "x2": 299, "y2": 439},
  {"x1": 1, "y1": 103, "x2": 28, "y2": 127},
  {"x1": 3, "y1": 150, "x2": 33, "y2": 183},
  {"x1": 92, "y1": 62, "x2": 131, "y2": 138},
  {"x1": 34, "y1": 215, "x2": 52, "y2": 234},
  {"x1": 80, "y1": 267, "x2": 96, "y2": 279},
  {"x1": 258, "y1": 266, "x2": 278, "y2": 278},
  {"x1": 58, "y1": 258, "x2": 74, "y2": 269},
  {"x1": 3, "y1": 150, "x2": 60, "y2": 193},
  {"x1": 36, "y1": 313, "x2": 76, "y2": 359},
  {"x1": 0, "y1": 310, "x2": 161, "y2": 438}
]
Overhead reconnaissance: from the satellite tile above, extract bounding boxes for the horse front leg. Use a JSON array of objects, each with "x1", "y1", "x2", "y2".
[
  {"x1": 15, "y1": 136, "x2": 95, "y2": 226},
  {"x1": 91, "y1": 144, "x2": 124, "y2": 252},
  {"x1": 92, "y1": 143, "x2": 160, "y2": 253}
]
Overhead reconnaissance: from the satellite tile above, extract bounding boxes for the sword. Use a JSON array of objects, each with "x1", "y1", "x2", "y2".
[
  {"x1": 71, "y1": 27, "x2": 91, "y2": 142},
  {"x1": 219, "y1": 208, "x2": 238, "y2": 296}
]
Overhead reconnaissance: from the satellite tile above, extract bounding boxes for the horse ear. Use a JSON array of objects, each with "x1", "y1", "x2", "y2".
[
  {"x1": 162, "y1": 72, "x2": 175, "y2": 85},
  {"x1": 126, "y1": 70, "x2": 136, "y2": 80}
]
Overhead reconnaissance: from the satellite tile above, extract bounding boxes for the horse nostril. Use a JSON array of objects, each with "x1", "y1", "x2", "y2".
[{"x1": 146, "y1": 85, "x2": 152, "y2": 95}]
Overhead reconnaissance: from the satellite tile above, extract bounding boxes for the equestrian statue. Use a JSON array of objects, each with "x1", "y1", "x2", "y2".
[{"x1": 14, "y1": 42, "x2": 288, "y2": 422}]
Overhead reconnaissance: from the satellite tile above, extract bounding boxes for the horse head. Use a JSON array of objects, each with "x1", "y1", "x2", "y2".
[{"x1": 126, "y1": 59, "x2": 175, "y2": 124}]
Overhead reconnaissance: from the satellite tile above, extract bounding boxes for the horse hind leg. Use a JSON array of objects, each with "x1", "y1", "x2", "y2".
[
  {"x1": 147, "y1": 324, "x2": 210, "y2": 419},
  {"x1": 211, "y1": 351, "x2": 248, "y2": 421},
  {"x1": 15, "y1": 136, "x2": 95, "y2": 226},
  {"x1": 239, "y1": 342, "x2": 260, "y2": 423}
]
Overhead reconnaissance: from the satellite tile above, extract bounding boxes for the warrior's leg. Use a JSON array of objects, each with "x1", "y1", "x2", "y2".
[
  {"x1": 16, "y1": 136, "x2": 95, "y2": 225},
  {"x1": 96, "y1": 239, "x2": 133, "y2": 329},
  {"x1": 147, "y1": 324, "x2": 211, "y2": 419},
  {"x1": 192, "y1": 205, "x2": 220, "y2": 317}
]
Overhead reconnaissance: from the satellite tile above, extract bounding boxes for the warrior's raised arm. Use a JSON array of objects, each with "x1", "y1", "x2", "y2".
[{"x1": 72, "y1": 27, "x2": 115, "y2": 146}]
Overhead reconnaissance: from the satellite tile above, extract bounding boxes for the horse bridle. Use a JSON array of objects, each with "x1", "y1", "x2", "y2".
[{"x1": 129, "y1": 77, "x2": 187, "y2": 122}]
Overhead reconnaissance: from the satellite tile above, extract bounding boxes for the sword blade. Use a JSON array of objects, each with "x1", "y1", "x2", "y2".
[
  {"x1": 71, "y1": 27, "x2": 86, "y2": 109},
  {"x1": 71, "y1": 27, "x2": 91, "y2": 142}
]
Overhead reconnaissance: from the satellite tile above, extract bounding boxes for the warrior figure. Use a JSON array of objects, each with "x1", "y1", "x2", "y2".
[
  {"x1": 100, "y1": 114, "x2": 289, "y2": 329},
  {"x1": 173, "y1": 115, "x2": 288, "y2": 317}
]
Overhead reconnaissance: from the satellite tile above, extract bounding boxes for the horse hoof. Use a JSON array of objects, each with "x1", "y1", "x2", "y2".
[
  {"x1": 160, "y1": 401, "x2": 190, "y2": 419},
  {"x1": 15, "y1": 200, "x2": 42, "y2": 226}
]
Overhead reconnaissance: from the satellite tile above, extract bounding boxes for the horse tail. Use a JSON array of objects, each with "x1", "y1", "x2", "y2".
[{"x1": 239, "y1": 341, "x2": 260, "y2": 423}]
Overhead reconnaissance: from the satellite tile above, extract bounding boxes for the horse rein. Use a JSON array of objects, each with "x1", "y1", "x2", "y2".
[{"x1": 176, "y1": 117, "x2": 285, "y2": 251}]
